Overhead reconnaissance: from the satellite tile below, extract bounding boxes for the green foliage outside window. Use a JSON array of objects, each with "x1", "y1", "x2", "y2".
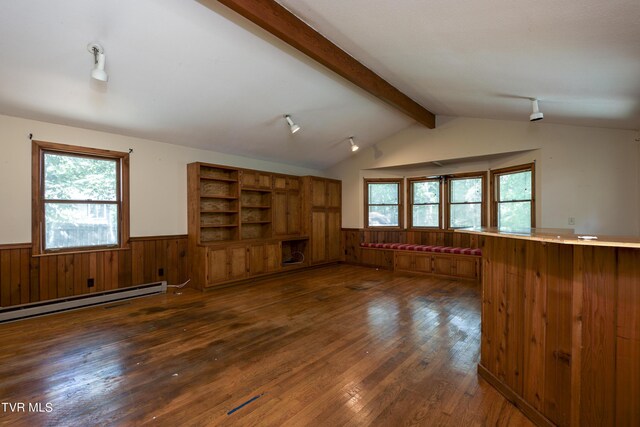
[{"x1": 43, "y1": 153, "x2": 119, "y2": 250}]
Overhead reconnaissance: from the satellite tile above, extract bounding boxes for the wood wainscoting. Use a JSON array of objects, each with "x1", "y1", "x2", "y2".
[
  {"x1": 342, "y1": 228, "x2": 481, "y2": 270},
  {"x1": 0, "y1": 236, "x2": 188, "y2": 308}
]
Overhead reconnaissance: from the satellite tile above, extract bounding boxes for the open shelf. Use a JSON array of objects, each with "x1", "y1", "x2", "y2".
[{"x1": 281, "y1": 238, "x2": 308, "y2": 267}]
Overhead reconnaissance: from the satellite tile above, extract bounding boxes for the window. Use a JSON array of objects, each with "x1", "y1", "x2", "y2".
[
  {"x1": 32, "y1": 141, "x2": 129, "y2": 254},
  {"x1": 364, "y1": 178, "x2": 403, "y2": 228},
  {"x1": 491, "y1": 163, "x2": 535, "y2": 229},
  {"x1": 446, "y1": 172, "x2": 486, "y2": 229},
  {"x1": 408, "y1": 178, "x2": 441, "y2": 228}
]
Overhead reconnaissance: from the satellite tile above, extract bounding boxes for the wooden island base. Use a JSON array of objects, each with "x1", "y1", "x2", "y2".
[{"x1": 462, "y1": 228, "x2": 640, "y2": 427}]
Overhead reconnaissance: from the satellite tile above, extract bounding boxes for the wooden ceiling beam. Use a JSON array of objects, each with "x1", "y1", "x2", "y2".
[{"x1": 203, "y1": 0, "x2": 436, "y2": 128}]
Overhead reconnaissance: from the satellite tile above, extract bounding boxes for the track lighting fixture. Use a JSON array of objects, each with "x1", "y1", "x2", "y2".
[
  {"x1": 87, "y1": 43, "x2": 108, "y2": 82},
  {"x1": 284, "y1": 115, "x2": 301, "y2": 134},
  {"x1": 349, "y1": 137, "x2": 359, "y2": 152},
  {"x1": 529, "y1": 99, "x2": 543, "y2": 122}
]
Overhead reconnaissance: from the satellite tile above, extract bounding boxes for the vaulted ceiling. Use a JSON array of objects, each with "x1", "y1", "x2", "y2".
[{"x1": 1, "y1": 0, "x2": 638, "y2": 170}]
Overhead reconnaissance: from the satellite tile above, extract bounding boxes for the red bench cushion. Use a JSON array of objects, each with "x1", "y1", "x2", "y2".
[{"x1": 360, "y1": 242, "x2": 481, "y2": 256}]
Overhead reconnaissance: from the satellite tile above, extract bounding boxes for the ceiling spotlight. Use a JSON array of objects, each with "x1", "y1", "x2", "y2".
[
  {"x1": 529, "y1": 99, "x2": 543, "y2": 122},
  {"x1": 349, "y1": 136, "x2": 359, "y2": 152},
  {"x1": 284, "y1": 115, "x2": 301, "y2": 134},
  {"x1": 87, "y1": 42, "x2": 108, "y2": 82}
]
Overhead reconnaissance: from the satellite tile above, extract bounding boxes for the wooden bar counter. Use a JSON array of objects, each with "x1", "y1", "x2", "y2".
[{"x1": 459, "y1": 227, "x2": 640, "y2": 427}]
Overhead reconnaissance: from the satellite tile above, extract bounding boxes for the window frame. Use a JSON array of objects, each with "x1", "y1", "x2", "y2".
[
  {"x1": 407, "y1": 177, "x2": 443, "y2": 229},
  {"x1": 445, "y1": 171, "x2": 487, "y2": 229},
  {"x1": 364, "y1": 178, "x2": 404, "y2": 229},
  {"x1": 490, "y1": 162, "x2": 536, "y2": 228},
  {"x1": 32, "y1": 140, "x2": 130, "y2": 255}
]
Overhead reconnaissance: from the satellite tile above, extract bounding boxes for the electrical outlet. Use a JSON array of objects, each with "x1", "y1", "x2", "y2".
[
  {"x1": 87, "y1": 278, "x2": 95, "y2": 288},
  {"x1": 158, "y1": 268, "x2": 164, "y2": 277},
  {"x1": 568, "y1": 217, "x2": 576, "y2": 225}
]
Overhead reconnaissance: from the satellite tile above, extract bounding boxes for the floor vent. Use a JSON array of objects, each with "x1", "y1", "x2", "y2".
[{"x1": 0, "y1": 281, "x2": 167, "y2": 323}]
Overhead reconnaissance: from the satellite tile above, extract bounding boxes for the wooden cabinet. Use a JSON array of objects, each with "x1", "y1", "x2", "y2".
[
  {"x1": 205, "y1": 245, "x2": 247, "y2": 286},
  {"x1": 273, "y1": 176, "x2": 301, "y2": 237},
  {"x1": 204, "y1": 242, "x2": 281, "y2": 287},
  {"x1": 250, "y1": 242, "x2": 280, "y2": 275},
  {"x1": 395, "y1": 253, "x2": 432, "y2": 274},
  {"x1": 394, "y1": 252, "x2": 480, "y2": 280},
  {"x1": 240, "y1": 170, "x2": 272, "y2": 190},
  {"x1": 188, "y1": 163, "x2": 239, "y2": 244},
  {"x1": 240, "y1": 189, "x2": 272, "y2": 240},
  {"x1": 188, "y1": 163, "x2": 336, "y2": 289},
  {"x1": 304, "y1": 177, "x2": 342, "y2": 265}
]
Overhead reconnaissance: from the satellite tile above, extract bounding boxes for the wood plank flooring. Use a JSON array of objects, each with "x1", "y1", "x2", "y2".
[{"x1": 0, "y1": 265, "x2": 533, "y2": 426}]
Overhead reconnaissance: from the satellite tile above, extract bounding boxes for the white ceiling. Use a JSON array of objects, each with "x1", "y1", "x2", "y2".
[{"x1": 1, "y1": 0, "x2": 639, "y2": 170}]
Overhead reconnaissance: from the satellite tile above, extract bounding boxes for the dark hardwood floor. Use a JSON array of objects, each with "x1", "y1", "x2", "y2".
[{"x1": 0, "y1": 265, "x2": 532, "y2": 426}]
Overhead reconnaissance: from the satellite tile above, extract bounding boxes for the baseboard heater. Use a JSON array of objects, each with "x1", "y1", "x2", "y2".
[{"x1": 0, "y1": 281, "x2": 167, "y2": 323}]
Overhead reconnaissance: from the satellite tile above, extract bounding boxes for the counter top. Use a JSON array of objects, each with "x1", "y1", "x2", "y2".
[{"x1": 457, "y1": 227, "x2": 640, "y2": 249}]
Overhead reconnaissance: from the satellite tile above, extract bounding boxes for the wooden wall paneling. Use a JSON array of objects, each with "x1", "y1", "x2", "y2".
[
  {"x1": 522, "y1": 239, "x2": 547, "y2": 411},
  {"x1": 491, "y1": 237, "x2": 510, "y2": 383},
  {"x1": 80, "y1": 253, "x2": 89, "y2": 295},
  {"x1": 480, "y1": 236, "x2": 494, "y2": 372},
  {"x1": 578, "y1": 246, "x2": 616, "y2": 427},
  {"x1": 1, "y1": 250, "x2": 12, "y2": 307},
  {"x1": 616, "y1": 248, "x2": 640, "y2": 425},
  {"x1": 177, "y1": 239, "x2": 188, "y2": 285},
  {"x1": 10, "y1": 249, "x2": 21, "y2": 305},
  {"x1": 131, "y1": 241, "x2": 145, "y2": 286},
  {"x1": 20, "y1": 248, "x2": 31, "y2": 304},
  {"x1": 571, "y1": 245, "x2": 584, "y2": 427},
  {"x1": 47, "y1": 256, "x2": 57, "y2": 301},
  {"x1": 119, "y1": 248, "x2": 132, "y2": 288},
  {"x1": 543, "y1": 243, "x2": 573, "y2": 427},
  {"x1": 144, "y1": 241, "x2": 156, "y2": 283},
  {"x1": 95, "y1": 251, "x2": 105, "y2": 292},
  {"x1": 504, "y1": 238, "x2": 525, "y2": 395},
  {"x1": 152, "y1": 240, "x2": 162, "y2": 282},
  {"x1": 311, "y1": 211, "x2": 326, "y2": 264},
  {"x1": 327, "y1": 211, "x2": 342, "y2": 261},
  {"x1": 28, "y1": 252, "x2": 42, "y2": 302},
  {"x1": 103, "y1": 251, "x2": 114, "y2": 291},
  {"x1": 165, "y1": 239, "x2": 178, "y2": 286},
  {"x1": 62, "y1": 254, "x2": 73, "y2": 297},
  {"x1": 342, "y1": 229, "x2": 362, "y2": 265},
  {"x1": 110, "y1": 251, "x2": 120, "y2": 290}
]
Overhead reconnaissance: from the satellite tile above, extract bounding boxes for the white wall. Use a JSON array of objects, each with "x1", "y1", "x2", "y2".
[
  {"x1": 326, "y1": 116, "x2": 640, "y2": 236},
  {"x1": 0, "y1": 114, "x2": 321, "y2": 244}
]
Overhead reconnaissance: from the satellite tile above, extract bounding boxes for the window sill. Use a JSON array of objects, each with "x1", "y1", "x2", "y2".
[{"x1": 32, "y1": 246, "x2": 130, "y2": 257}]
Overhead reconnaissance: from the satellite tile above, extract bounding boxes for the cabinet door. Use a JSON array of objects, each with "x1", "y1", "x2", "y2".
[
  {"x1": 326, "y1": 210, "x2": 342, "y2": 261},
  {"x1": 311, "y1": 178, "x2": 326, "y2": 208},
  {"x1": 287, "y1": 190, "x2": 301, "y2": 235},
  {"x1": 395, "y1": 253, "x2": 413, "y2": 271},
  {"x1": 273, "y1": 175, "x2": 287, "y2": 190},
  {"x1": 250, "y1": 244, "x2": 266, "y2": 275},
  {"x1": 311, "y1": 210, "x2": 327, "y2": 264},
  {"x1": 228, "y1": 246, "x2": 248, "y2": 280},
  {"x1": 264, "y1": 242, "x2": 281, "y2": 272},
  {"x1": 326, "y1": 181, "x2": 341, "y2": 209},
  {"x1": 206, "y1": 247, "x2": 228, "y2": 285},
  {"x1": 272, "y1": 191, "x2": 288, "y2": 235},
  {"x1": 414, "y1": 254, "x2": 432, "y2": 273},
  {"x1": 454, "y1": 257, "x2": 479, "y2": 280},
  {"x1": 433, "y1": 256, "x2": 453, "y2": 276}
]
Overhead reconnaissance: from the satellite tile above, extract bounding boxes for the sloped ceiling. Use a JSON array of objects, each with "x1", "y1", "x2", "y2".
[{"x1": 0, "y1": 0, "x2": 638, "y2": 170}]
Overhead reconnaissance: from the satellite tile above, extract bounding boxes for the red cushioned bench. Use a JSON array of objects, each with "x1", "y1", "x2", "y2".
[{"x1": 359, "y1": 242, "x2": 482, "y2": 281}]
